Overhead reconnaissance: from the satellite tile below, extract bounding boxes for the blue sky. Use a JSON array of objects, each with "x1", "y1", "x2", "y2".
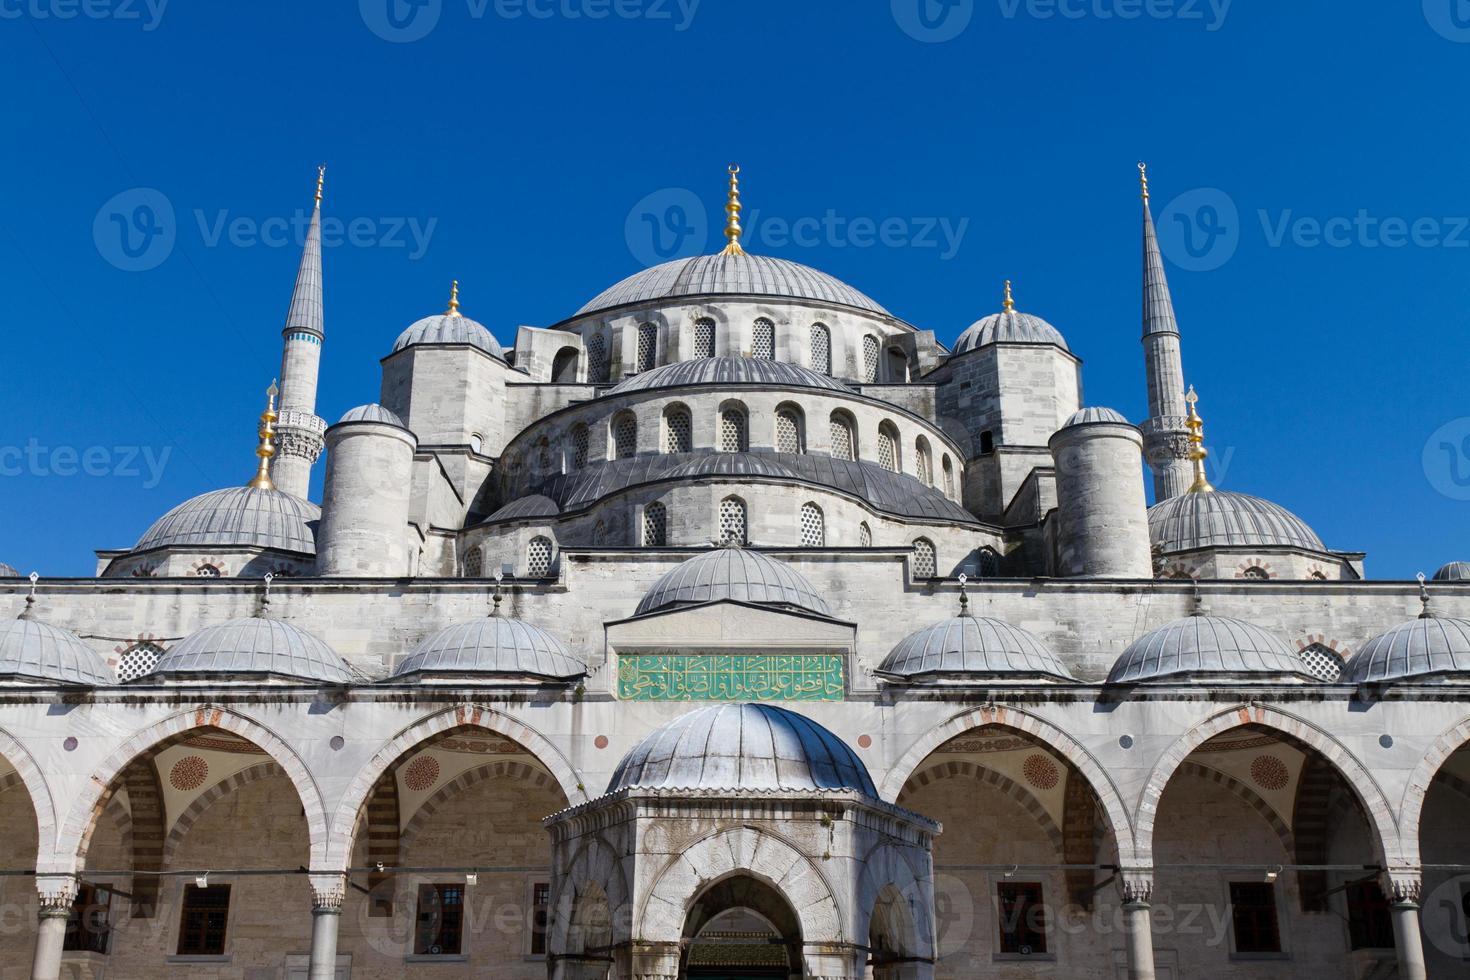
[{"x1": 1, "y1": 0, "x2": 1467, "y2": 578}]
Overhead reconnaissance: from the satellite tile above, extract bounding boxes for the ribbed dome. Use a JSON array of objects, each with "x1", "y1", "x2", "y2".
[
  {"x1": 879, "y1": 616, "x2": 1075, "y2": 681},
  {"x1": 392, "y1": 313, "x2": 503, "y2": 357},
  {"x1": 635, "y1": 547, "x2": 832, "y2": 618},
  {"x1": 0, "y1": 564, "x2": 18, "y2": 578},
  {"x1": 1063, "y1": 407, "x2": 1130, "y2": 427},
  {"x1": 607, "y1": 703, "x2": 877, "y2": 797},
  {"x1": 135, "y1": 487, "x2": 319, "y2": 556},
  {"x1": 149, "y1": 618, "x2": 351, "y2": 683},
  {"x1": 1434, "y1": 562, "x2": 1470, "y2": 582},
  {"x1": 953, "y1": 308, "x2": 1069, "y2": 353},
  {"x1": 576, "y1": 253, "x2": 888, "y2": 318},
  {"x1": 1343, "y1": 616, "x2": 1470, "y2": 683},
  {"x1": 0, "y1": 618, "x2": 114, "y2": 685},
  {"x1": 338, "y1": 403, "x2": 407, "y2": 428},
  {"x1": 609, "y1": 356, "x2": 852, "y2": 395},
  {"x1": 1108, "y1": 616, "x2": 1310, "y2": 683},
  {"x1": 392, "y1": 617, "x2": 585, "y2": 680},
  {"x1": 1149, "y1": 491, "x2": 1325, "y2": 554}
]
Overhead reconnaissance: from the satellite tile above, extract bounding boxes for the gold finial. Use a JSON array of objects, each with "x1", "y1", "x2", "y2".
[
  {"x1": 721, "y1": 164, "x2": 746, "y2": 257},
  {"x1": 1184, "y1": 385, "x2": 1214, "y2": 493},
  {"x1": 446, "y1": 280, "x2": 461, "y2": 317},
  {"x1": 247, "y1": 382, "x2": 279, "y2": 490},
  {"x1": 315, "y1": 165, "x2": 326, "y2": 204},
  {"x1": 1003, "y1": 280, "x2": 1015, "y2": 312},
  {"x1": 1138, "y1": 162, "x2": 1149, "y2": 202}
]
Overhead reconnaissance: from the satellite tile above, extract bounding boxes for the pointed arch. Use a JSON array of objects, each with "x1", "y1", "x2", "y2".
[
  {"x1": 0, "y1": 726, "x2": 58, "y2": 867},
  {"x1": 898, "y1": 760, "x2": 1063, "y2": 853},
  {"x1": 160, "y1": 761, "x2": 284, "y2": 868},
  {"x1": 399, "y1": 758, "x2": 560, "y2": 850},
  {"x1": 1398, "y1": 714, "x2": 1470, "y2": 865}
]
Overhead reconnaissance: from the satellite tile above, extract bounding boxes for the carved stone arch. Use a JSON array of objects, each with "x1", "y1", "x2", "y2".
[
  {"x1": 55, "y1": 706, "x2": 328, "y2": 876},
  {"x1": 1398, "y1": 714, "x2": 1470, "y2": 866},
  {"x1": 398, "y1": 759, "x2": 558, "y2": 850},
  {"x1": 550, "y1": 834, "x2": 633, "y2": 957},
  {"x1": 898, "y1": 760, "x2": 1064, "y2": 854},
  {"x1": 1134, "y1": 704, "x2": 1403, "y2": 867},
  {"x1": 0, "y1": 726, "x2": 58, "y2": 863},
  {"x1": 855, "y1": 841, "x2": 934, "y2": 963},
  {"x1": 160, "y1": 761, "x2": 283, "y2": 867},
  {"x1": 1175, "y1": 761, "x2": 1295, "y2": 854}
]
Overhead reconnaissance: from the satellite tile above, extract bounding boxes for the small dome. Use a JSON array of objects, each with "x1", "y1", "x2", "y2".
[
  {"x1": 338, "y1": 404, "x2": 406, "y2": 428},
  {"x1": 0, "y1": 564, "x2": 18, "y2": 578},
  {"x1": 1149, "y1": 490, "x2": 1325, "y2": 554},
  {"x1": 576, "y1": 253, "x2": 888, "y2": 319},
  {"x1": 0, "y1": 618, "x2": 114, "y2": 685},
  {"x1": 879, "y1": 616, "x2": 1075, "y2": 681},
  {"x1": 607, "y1": 703, "x2": 877, "y2": 797},
  {"x1": 135, "y1": 487, "x2": 319, "y2": 556},
  {"x1": 392, "y1": 617, "x2": 585, "y2": 680},
  {"x1": 1063, "y1": 407, "x2": 1130, "y2": 428},
  {"x1": 609, "y1": 356, "x2": 853, "y2": 395},
  {"x1": 635, "y1": 547, "x2": 831, "y2": 618},
  {"x1": 1343, "y1": 616, "x2": 1470, "y2": 684},
  {"x1": 1108, "y1": 616, "x2": 1310, "y2": 683},
  {"x1": 392, "y1": 312, "x2": 504, "y2": 357},
  {"x1": 1433, "y1": 562, "x2": 1470, "y2": 582},
  {"x1": 953, "y1": 308, "x2": 1069, "y2": 353},
  {"x1": 149, "y1": 618, "x2": 351, "y2": 683}
]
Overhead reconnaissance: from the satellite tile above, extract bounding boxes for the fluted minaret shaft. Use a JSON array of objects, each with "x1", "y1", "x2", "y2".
[
  {"x1": 272, "y1": 170, "x2": 328, "y2": 499},
  {"x1": 1137, "y1": 169, "x2": 1193, "y2": 501}
]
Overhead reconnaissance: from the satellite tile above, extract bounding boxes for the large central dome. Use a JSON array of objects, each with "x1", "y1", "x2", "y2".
[{"x1": 575, "y1": 253, "x2": 889, "y2": 319}]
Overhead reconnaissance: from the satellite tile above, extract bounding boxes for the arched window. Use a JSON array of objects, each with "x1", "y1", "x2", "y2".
[
  {"x1": 858, "y1": 522, "x2": 872, "y2": 548},
  {"x1": 979, "y1": 430, "x2": 996, "y2": 455},
  {"x1": 571, "y1": 424, "x2": 590, "y2": 469},
  {"x1": 829, "y1": 412, "x2": 855, "y2": 462},
  {"x1": 877, "y1": 422, "x2": 900, "y2": 473},
  {"x1": 862, "y1": 335, "x2": 879, "y2": 383},
  {"x1": 978, "y1": 547, "x2": 1002, "y2": 577},
  {"x1": 809, "y1": 323, "x2": 831, "y2": 375},
  {"x1": 664, "y1": 406, "x2": 692, "y2": 454},
  {"x1": 886, "y1": 346, "x2": 908, "y2": 382},
  {"x1": 527, "y1": 536, "x2": 553, "y2": 578},
  {"x1": 1299, "y1": 643, "x2": 1344, "y2": 681},
  {"x1": 586, "y1": 334, "x2": 609, "y2": 382},
  {"x1": 642, "y1": 501, "x2": 667, "y2": 546},
  {"x1": 1241, "y1": 566, "x2": 1270, "y2": 580},
  {"x1": 693, "y1": 318, "x2": 716, "y2": 358},
  {"x1": 636, "y1": 323, "x2": 657, "y2": 373},
  {"x1": 775, "y1": 408, "x2": 803, "y2": 454},
  {"x1": 463, "y1": 547, "x2": 483, "y2": 578},
  {"x1": 551, "y1": 347, "x2": 579, "y2": 383},
  {"x1": 752, "y1": 318, "x2": 775, "y2": 360},
  {"x1": 116, "y1": 642, "x2": 162, "y2": 682},
  {"x1": 592, "y1": 519, "x2": 609, "y2": 545},
  {"x1": 719, "y1": 496, "x2": 748, "y2": 545},
  {"x1": 195, "y1": 564, "x2": 221, "y2": 578},
  {"x1": 612, "y1": 412, "x2": 637, "y2": 460},
  {"x1": 720, "y1": 406, "x2": 748, "y2": 452},
  {"x1": 911, "y1": 538, "x2": 936, "y2": 578},
  {"x1": 942, "y1": 455, "x2": 955, "y2": 499},
  {"x1": 915, "y1": 437, "x2": 933, "y2": 485},
  {"x1": 799, "y1": 502, "x2": 825, "y2": 547}
]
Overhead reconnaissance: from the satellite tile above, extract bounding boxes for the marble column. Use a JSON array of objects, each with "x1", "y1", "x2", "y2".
[
  {"x1": 308, "y1": 873, "x2": 347, "y2": 980},
  {"x1": 1384, "y1": 869, "x2": 1428, "y2": 980},
  {"x1": 1119, "y1": 868, "x2": 1157, "y2": 980},
  {"x1": 29, "y1": 875, "x2": 77, "y2": 980}
]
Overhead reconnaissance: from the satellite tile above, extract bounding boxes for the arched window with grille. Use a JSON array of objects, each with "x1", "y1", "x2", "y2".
[
  {"x1": 693, "y1": 317, "x2": 716, "y2": 358},
  {"x1": 978, "y1": 547, "x2": 1002, "y2": 577},
  {"x1": 719, "y1": 405, "x2": 749, "y2": 452},
  {"x1": 636, "y1": 323, "x2": 657, "y2": 372},
  {"x1": 527, "y1": 536, "x2": 553, "y2": 578},
  {"x1": 643, "y1": 501, "x2": 667, "y2": 546},
  {"x1": 586, "y1": 333, "x2": 609, "y2": 382},
  {"x1": 116, "y1": 642, "x2": 163, "y2": 682},
  {"x1": 829, "y1": 412, "x2": 856, "y2": 462},
  {"x1": 463, "y1": 547, "x2": 483, "y2": 578},
  {"x1": 571, "y1": 424, "x2": 590, "y2": 469},
  {"x1": 195, "y1": 564, "x2": 221, "y2": 578},
  {"x1": 942, "y1": 455, "x2": 955, "y2": 499},
  {"x1": 799, "y1": 502, "x2": 825, "y2": 547},
  {"x1": 775, "y1": 407, "x2": 803, "y2": 454},
  {"x1": 612, "y1": 412, "x2": 637, "y2": 460},
  {"x1": 664, "y1": 406, "x2": 692, "y2": 454},
  {"x1": 911, "y1": 538, "x2": 936, "y2": 578},
  {"x1": 858, "y1": 522, "x2": 872, "y2": 548},
  {"x1": 752, "y1": 318, "x2": 775, "y2": 360},
  {"x1": 862, "y1": 335, "x2": 879, "y2": 383},
  {"x1": 593, "y1": 520, "x2": 608, "y2": 546},
  {"x1": 915, "y1": 437, "x2": 933, "y2": 485},
  {"x1": 809, "y1": 323, "x2": 831, "y2": 375},
  {"x1": 719, "y1": 496, "x2": 748, "y2": 545},
  {"x1": 877, "y1": 422, "x2": 900, "y2": 473}
]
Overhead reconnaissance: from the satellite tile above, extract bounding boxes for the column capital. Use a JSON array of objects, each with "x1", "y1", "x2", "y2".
[
  {"x1": 310, "y1": 873, "x2": 348, "y2": 913},
  {"x1": 1118, "y1": 866, "x2": 1154, "y2": 906},
  {"x1": 35, "y1": 874, "x2": 78, "y2": 918},
  {"x1": 1383, "y1": 867, "x2": 1423, "y2": 906}
]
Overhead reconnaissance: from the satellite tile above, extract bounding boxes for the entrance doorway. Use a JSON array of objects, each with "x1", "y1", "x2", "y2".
[{"x1": 682, "y1": 876, "x2": 800, "y2": 980}]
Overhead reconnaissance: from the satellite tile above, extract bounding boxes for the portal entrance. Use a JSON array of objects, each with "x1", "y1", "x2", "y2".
[{"x1": 682, "y1": 876, "x2": 800, "y2": 980}]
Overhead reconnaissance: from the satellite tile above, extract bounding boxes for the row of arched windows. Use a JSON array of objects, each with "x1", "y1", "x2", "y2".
[{"x1": 620, "y1": 320, "x2": 912, "y2": 381}]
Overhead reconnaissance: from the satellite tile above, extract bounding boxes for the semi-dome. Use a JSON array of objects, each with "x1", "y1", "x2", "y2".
[
  {"x1": 607, "y1": 703, "x2": 877, "y2": 797},
  {"x1": 634, "y1": 546, "x2": 832, "y2": 618},
  {"x1": 952, "y1": 304, "x2": 1069, "y2": 353},
  {"x1": 392, "y1": 616, "x2": 585, "y2": 680},
  {"x1": 1433, "y1": 562, "x2": 1470, "y2": 582},
  {"x1": 1148, "y1": 490, "x2": 1325, "y2": 554},
  {"x1": 1063, "y1": 407, "x2": 1130, "y2": 427},
  {"x1": 1108, "y1": 616, "x2": 1311, "y2": 683},
  {"x1": 392, "y1": 312, "x2": 503, "y2": 358},
  {"x1": 664, "y1": 453, "x2": 800, "y2": 482},
  {"x1": 1343, "y1": 615, "x2": 1470, "y2": 684},
  {"x1": 879, "y1": 615, "x2": 1075, "y2": 681},
  {"x1": 575, "y1": 253, "x2": 888, "y2": 319},
  {"x1": 0, "y1": 563, "x2": 18, "y2": 578},
  {"x1": 338, "y1": 403, "x2": 407, "y2": 428},
  {"x1": 609, "y1": 356, "x2": 853, "y2": 395},
  {"x1": 135, "y1": 487, "x2": 319, "y2": 556},
  {"x1": 0, "y1": 618, "x2": 114, "y2": 685},
  {"x1": 148, "y1": 617, "x2": 351, "y2": 683}
]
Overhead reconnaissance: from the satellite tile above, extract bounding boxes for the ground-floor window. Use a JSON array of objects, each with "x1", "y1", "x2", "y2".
[
  {"x1": 64, "y1": 884, "x2": 112, "y2": 954},
  {"x1": 996, "y1": 881, "x2": 1047, "y2": 955},
  {"x1": 1346, "y1": 881, "x2": 1395, "y2": 950},
  {"x1": 1228, "y1": 881, "x2": 1282, "y2": 953},
  {"x1": 530, "y1": 881, "x2": 551, "y2": 955},
  {"x1": 415, "y1": 883, "x2": 466, "y2": 956},
  {"x1": 177, "y1": 883, "x2": 231, "y2": 956}
]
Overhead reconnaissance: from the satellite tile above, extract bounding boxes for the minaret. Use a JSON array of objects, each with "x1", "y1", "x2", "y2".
[
  {"x1": 270, "y1": 166, "x2": 328, "y2": 499},
  {"x1": 1136, "y1": 163, "x2": 1194, "y2": 500}
]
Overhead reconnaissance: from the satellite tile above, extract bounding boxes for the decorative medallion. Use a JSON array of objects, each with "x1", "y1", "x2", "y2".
[
  {"x1": 617, "y1": 654, "x2": 844, "y2": 701},
  {"x1": 1250, "y1": 754, "x2": 1289, "y2": 791},
  {"x1": 1022, "y1": 753, "x2": 1060, "y2": 790},
  {"x1": 403, "y1": 755, "x2": 441, "y2": 792},
  {"x1": 169, "y1": 755, "x2": 209, "y2": 791}
]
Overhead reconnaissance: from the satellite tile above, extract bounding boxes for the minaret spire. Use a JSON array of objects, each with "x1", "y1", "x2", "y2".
[
  {"x1": 1136, "y1": 163, "x2": 1194, "y2": 501},
  {"x1": 1003, "y1": 280, "x2": 1015, "y2": 312},
  {"x1": 721, "y1": 164, "x2": 746, "y2": 257},
  {"x1": 271, "y1": 167, "x2": 329, "y2": 499}
]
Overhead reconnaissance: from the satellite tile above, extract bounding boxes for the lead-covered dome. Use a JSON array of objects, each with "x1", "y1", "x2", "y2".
[
  {"x1": 1063, "y1": 407, "x2": 1130, "y2": 427},
  {"x1": 635, "y1": 546, "x2": 831, "y2": 618},
  {"x1": 879, "y1": 616, "x2": 1075, "y2": 681},
  {"x1": 0, "y1": 563, "x2": 18, "y2": 578},
  {"x1": 952, "y1": 306, "x2": 1069, "y2": 353},
  {"x1": 1148, "y1": 491, "x2": 1325, "y2": 554},
  {"x1": 1343, "y1": 615, "x2": 1470, "y2": 684},
  {"x1": 135, "y1": 487, "x2": 319, "y2": 555},
  {"x1": 609, "y1": 356, "x2": 852, "y2": 395},
  {"x1": 338, "y1": 403, "x2": 407, "y2": 428},
  {"x1": 576, "y1": 253, "x2": 888, "y2": 319},
  {"x1": 607, "y1": 703, "x2": 877, "y2": 797},
  {"x1": 1433, "y1": 562, "x2": 1470, "y2": 582},
  {"x1": 392, "y1": 617, "x2": 585, "y2": 680},
  {"x1": 392, "y1": 311, "x2": 503, "y2": 358},
  {"x1": 1108, "y1": 616, "x2": 1311, "y2": 683},
  {"x1": 0, "y1": 618, "x2": 114, "y2": 685},
  {"x1": 148, "y1": 618, "x2": 351, "y2": 683}
]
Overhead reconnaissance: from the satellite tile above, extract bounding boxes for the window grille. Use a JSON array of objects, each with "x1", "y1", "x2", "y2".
[
  {"x1": 637, "y1": 323, "x2": 656, "y2": 372},
  {"x1": 862, "y1": 335, "x2": 879, "y2": 382},
  {"x1": 665, "y1": 409, "x2": 692, "y2": 453},
  {"x1": 613, "y1": 415, "x2": 637, "y2": 459},
  {"x1": 810, "y1": 323, "x2": 830, "y2": 375},
  {"x1": 912, "y1": 538, "x2": 936, "y2": 578},
  {"x1": 693, "y1": 318, "x2": 715, "y2": 358},
  {"x1": 116, "y1": 643, "x2": 162, "y2": 682},
  {"x1": 752, "y1": 318, "x2": 775, "y2": 359},
  {"x1": 643, "y1": 502, "x2": 667, "y2": 546},
  {"x1": 527, "y1": 537, "x2": 553, "y2": 578},
  {"x1": 776, "y1": 410, "x2": 801, "y2": 454},
  {"x1": 719, "y1": 497, "x2": 747, "y2": 545},
  {"x1": 720, "y1": 409, "x2": 748, "y2": 452},
  {"x1": 800, "y1": 503, "x2": 825, "y2": 547},
  {"x1": 830, "y1": 416, "x2": 855, "y2": 461}
]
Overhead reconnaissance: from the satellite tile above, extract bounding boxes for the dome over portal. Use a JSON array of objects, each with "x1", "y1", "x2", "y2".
[
  {"x1": 634, "y1": 546, "x2": 832, "y2": 618},
  {"x1": 952, "y1": 284, "x2": 1068, "y2": 353},
  {"x1": 392, "y1": 283, "x2": 503, "y2": 357}
]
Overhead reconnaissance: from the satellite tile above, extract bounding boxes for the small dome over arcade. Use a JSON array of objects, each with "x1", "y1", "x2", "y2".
[
  {"x1": 1433, "y1": 562, "x2": 1470, "y2": 582},
  {"x1": 0, "y1": 563, "x2": 18, "y2": 578},
  {"x1": 0, "y1": 596, "x2": 114, "y2": 686},
  {"x1": 879, "y1": 613, "x2": 1075, "y2": 682},
  {"x1": 952, "y1": 281, "x2": 1069, "y2": 353},
  {"x1": 392, "y1": 616, "x2": 585, "y2": 681},
  {"x1": 609, "y1": 356, "x2": 852, "y2": 395},
  {"x1": 1107, "y1": 615, "x2": 1312, "y2": 683},
  {"x1": 337, "y1": 403, "x2": 407, "y2": 428},
  {"x1": 1343, "y1": 616, "x2": 1470, "y2": 684},
  {"x1": 392, "y1": 281, "x2": 504, "y2": 358},
  {"x1": 606, "y1": 702, "x2": 877, "y2": 797},
  {"x1": 148, "y1": 617, "x2": 351, "y2": 684},
  {"x1": 634, "y1": 545, "x2": 832, "y2": 618}
]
